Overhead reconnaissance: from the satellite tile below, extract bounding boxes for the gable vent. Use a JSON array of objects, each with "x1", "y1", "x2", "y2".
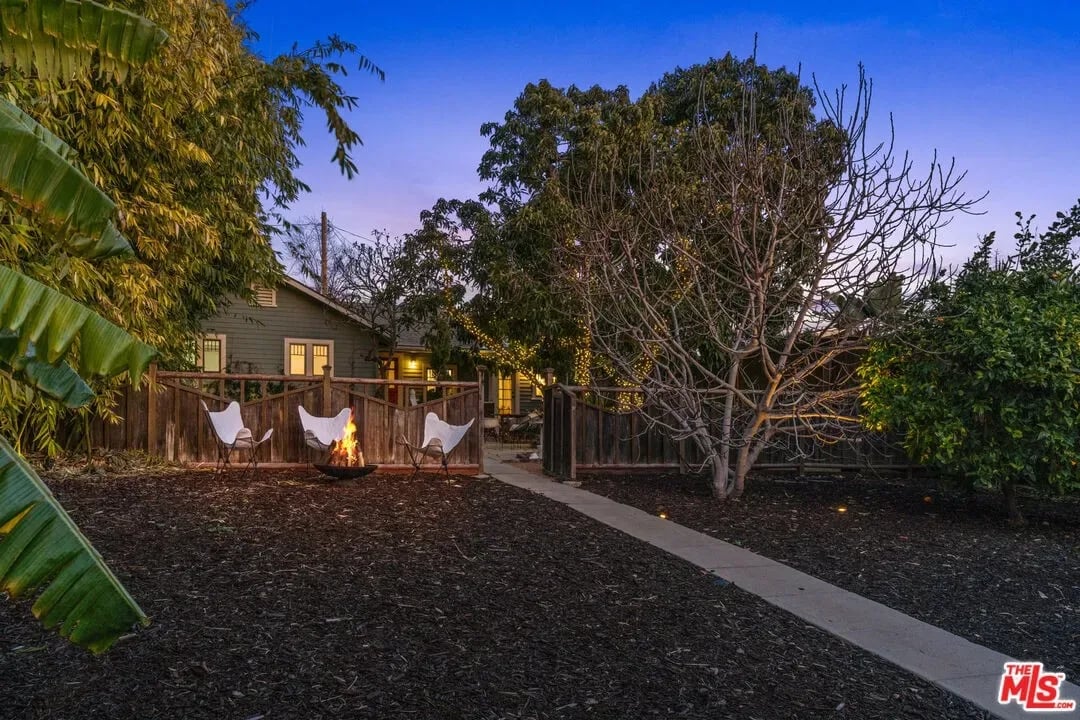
[{"x1": 254, "y1": 287, "x2": 277, "y2": 307}]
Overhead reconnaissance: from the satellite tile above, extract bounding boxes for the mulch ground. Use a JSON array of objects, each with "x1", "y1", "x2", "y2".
[
  {"x1": 0, "y1": 469, "x2": 990, "y2": 719},
  {"x1": 579, "y1": 471, "x2": 1080, "y2": 682}
]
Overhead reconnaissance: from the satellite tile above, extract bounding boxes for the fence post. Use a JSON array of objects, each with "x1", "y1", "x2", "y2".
[
  {"x1": 541, "y1": 368, "x2": 554, "y2": 469},
  {"x1": 476, "y1": 365, "x2": 486, "y2": 473},
  {"x1": 321, "y1": 365, "x2": 332, "y2": 415},
  {"x1": 146, "y1": 362, "x2": 158, "y2": 456},
  {"x1": 569, "y1": 389, "x2": 578, "y2": 481}
]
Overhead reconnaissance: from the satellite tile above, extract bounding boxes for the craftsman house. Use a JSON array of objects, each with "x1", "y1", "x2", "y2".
[
  {"x1": 198, "y1": 276, "x2": 381, "y2": 378},
  {"x1": 198, "y1": 276, "x2": 543, "y2": 413}
]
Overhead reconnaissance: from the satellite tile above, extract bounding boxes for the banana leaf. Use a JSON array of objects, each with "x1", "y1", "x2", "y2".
[
  {"x1": 0, "y1": 0, "x2": 167, "y2": 82},
  {"x1": 0, "y1": 97, "x2": 130, "y2": 258},
  {"x1": 0, "y1": 330, "x2": 93, "y2": 407},
  {"x1": 0, "y1": 434, "x2": 148, "y2": 652},
  {"x1": 0, "y1": 265, "x2": 157, "y2": 383}
]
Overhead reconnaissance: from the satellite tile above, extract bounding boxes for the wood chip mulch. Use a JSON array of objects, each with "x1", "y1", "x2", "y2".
[
  {"x1": 579, "y1": 471, "x2": 1080, "y2": 682},
  {"x1": 0, "y1": 469, "x2": 990, "y2": 719}
]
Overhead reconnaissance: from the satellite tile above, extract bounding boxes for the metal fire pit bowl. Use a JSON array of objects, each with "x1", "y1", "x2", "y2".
[{"x1": 312, "y1": 463, "x2": 378, "y2": 480}]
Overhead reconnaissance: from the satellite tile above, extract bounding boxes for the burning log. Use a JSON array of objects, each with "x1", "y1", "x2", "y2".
[
  {"x1": 329, "y1": 411, "x2": 365, "y2": 467},
  {"x1": 314, "y1": 409, "x2": 376, "y2": 480}
]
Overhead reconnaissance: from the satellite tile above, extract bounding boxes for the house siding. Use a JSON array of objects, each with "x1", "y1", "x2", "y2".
[{"x1": 201, "y1": 283, "x2": 379, "y2": 377}]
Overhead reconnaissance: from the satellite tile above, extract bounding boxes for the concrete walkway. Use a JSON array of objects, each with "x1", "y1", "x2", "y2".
[{"x1": 483, "y1": 456, "x2": 1080, "y2": 720}]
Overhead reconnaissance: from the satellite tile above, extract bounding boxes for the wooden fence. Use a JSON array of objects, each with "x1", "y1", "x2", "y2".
[
  {"x1": 542, "y1": 384, "x2": 916, "y2": 480},
  {"x1": 91, "y1": 366, "x2": 485, "y2": 471}
]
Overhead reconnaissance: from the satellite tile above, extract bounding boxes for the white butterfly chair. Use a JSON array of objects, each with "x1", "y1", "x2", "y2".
[
  {"x1": 201, "y1": 400, "x2": 273, "y2": 476},
  {"x1": 400, "y1": 412, "x2": 475, "y2": 478},
  {"x1": 298, "y1": 406, "x2": 352, "y2": 457}
]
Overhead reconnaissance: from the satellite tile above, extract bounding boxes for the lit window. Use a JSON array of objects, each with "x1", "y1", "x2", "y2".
[
  {"x1": 199, "y1": 334, "x2": 225, "y2": 372},
  {"x1": 313, "y1": 343, "x2": 329, "y2": 371},
  {"x1": 498, "y1": 372, "x2": 513, "y2": 415},
  {"x1": 285, "y1": 339, "x2": 334, "y2": 376},
  {"x1": 289, "y1": 343, "x2": 306, "y2": 375}
]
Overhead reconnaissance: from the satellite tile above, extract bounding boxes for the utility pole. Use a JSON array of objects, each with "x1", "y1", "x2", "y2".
[{"x1": 320, "y1": 210, "x2": 328, "y2": 295}]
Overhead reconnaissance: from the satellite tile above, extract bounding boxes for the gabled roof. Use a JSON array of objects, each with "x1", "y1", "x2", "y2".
[{"x1": 280, "y1": 276, "x2": 378, "y2": 332}]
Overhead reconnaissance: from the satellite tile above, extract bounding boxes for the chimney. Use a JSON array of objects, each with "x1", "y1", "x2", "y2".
[{"x1": 320, "y1": 211, "x2": 328, "y2": 295}]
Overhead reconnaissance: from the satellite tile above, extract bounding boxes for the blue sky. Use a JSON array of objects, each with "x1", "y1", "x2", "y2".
[{"x1": 239, "y1": 1, "x2": 1080, "y2": 267}]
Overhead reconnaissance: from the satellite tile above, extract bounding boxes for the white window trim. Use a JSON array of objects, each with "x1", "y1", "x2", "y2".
[
  {"x1": 197, "y1": 333, "x2": 226, "y2": 373},
  {"x1": 283, "y1": 338, "x2": 335, "y2": 377}
]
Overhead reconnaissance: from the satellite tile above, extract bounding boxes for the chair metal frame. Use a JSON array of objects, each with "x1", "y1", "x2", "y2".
[
  {"x1": 400, "y1": 412, "x2": 475, "y2": 478},
  {"x1": 201, "y1": 400, "x2": 273, "y2": 477}
]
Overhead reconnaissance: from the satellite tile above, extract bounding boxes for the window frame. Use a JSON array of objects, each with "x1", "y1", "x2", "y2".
[
  {"x1": 283, "y1": 338, "x2": 335, "y2": 377},
  {"x1": 197, "y1": 333, "x2": 226, "y2": 373}
]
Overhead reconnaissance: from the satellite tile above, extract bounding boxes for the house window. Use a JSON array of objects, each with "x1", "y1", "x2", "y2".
[
  {"x1": 198, "y1": 334, "x2": 226, "y2": 373},
  {"x1": 284, "y1": 338, "x2": 334, "y2": 376},
  {"x1": 498, "y1": 372, "x2": 513, "y2": 415},
  {"x1": 253, "y1": 286, "x2": 277, "y2": 307},
  {"x1": 425, "y1": 365, "x2": 457, "y2": 382}
]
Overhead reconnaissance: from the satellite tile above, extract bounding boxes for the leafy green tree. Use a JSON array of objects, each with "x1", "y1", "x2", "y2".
[
  {"x1": 0, "y1": 0, "x2": 166, "y2": 651},
  {"x1": 860, "y1": 204, "x2": 1080, "y2": 523},
  {"x1": 452, "y1": 54, "x2": 841, "y2": 382},
  {"x1": 1, "y1": 0, "x2": 381, "y2": 454}
]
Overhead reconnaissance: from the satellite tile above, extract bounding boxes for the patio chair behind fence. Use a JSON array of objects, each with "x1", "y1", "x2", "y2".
[{"x1": 88, "y1": 367, "x2": 485, "y2": 470}]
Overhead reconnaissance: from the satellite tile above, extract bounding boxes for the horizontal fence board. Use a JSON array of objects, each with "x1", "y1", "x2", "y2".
[
  {"x1": 542, "y1": 384, "x2": 917, "y2": 479},
  {"x1": 89, "y1": 372, "x2": 484, "y2": 469}
]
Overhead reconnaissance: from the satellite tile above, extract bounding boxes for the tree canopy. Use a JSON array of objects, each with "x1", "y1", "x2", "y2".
[
  {"x1": 454, "y1": 54, "x2": 842, "y2": 381},
  {"x1": 0, "y1": 0, "x2": 381, "y2": 363},
  {"x1": 0, "y1": 0, "x2": 380, "y2": 453},
  {"x1": 859, "y1": 204, "x2": 1080, "y2": 523}
]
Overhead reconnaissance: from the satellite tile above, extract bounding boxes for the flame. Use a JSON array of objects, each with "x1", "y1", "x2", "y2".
[{"x1": 330, "y1": 410, "x2": 364, "y2": 466}]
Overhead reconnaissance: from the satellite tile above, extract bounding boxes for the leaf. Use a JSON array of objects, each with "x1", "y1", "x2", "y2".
[
  {"x1": 0, "y1": 434, "x2": 148, "y2": 652},
  {"x1": 0, "y1": 265, "x2": 157, "y2": 383},
  {"x1": 0, "y1": 0, "x2": 168, "y2": 82},
  {"x1": 0, "y1": 97, "x2": 130, "y2": 258},
  {"x1": 0, "y1": 330, "x2": 94, "y2": 407}
]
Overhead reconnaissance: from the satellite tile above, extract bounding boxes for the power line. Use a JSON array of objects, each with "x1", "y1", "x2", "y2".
[{"x1": 329, "y1": 223, "x2": 374, "y2": 243}]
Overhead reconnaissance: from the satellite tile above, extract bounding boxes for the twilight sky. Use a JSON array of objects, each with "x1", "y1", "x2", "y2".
[{"x1": 239, "y1": 1, "x2": 1080, "y2": 268}]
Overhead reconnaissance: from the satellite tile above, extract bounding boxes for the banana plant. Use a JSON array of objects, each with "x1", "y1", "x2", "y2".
[{"x1": 0, "y1": 0, "x2": 166, "y2": 652}]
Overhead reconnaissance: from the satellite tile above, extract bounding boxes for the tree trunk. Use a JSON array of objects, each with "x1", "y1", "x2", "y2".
[
  {"x1": 730, "y1": 416, "x2": 774, "y2": 499},
  {"x1": 1003, "y1": 479, "x2": 1025, "y2": 526},
  {"x1": 710, "y1": 361, "x2": 740, "y2": 500},
  {"x1": 710, "y1": 452, "x2": 735, "y2": 499}
]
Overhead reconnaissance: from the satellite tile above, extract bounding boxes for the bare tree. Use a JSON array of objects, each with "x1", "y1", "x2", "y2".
[
  {"x1": 562, "y1": 66, "x2": 979, "y2": 499},
  {"x1": 287, "y1": 222, "x2": 413, "y2": 376}
]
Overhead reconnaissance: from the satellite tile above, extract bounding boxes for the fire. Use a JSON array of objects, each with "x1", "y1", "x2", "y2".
[{"x1": 330, "y1": 410, "x2": 364, "y2": 466}]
